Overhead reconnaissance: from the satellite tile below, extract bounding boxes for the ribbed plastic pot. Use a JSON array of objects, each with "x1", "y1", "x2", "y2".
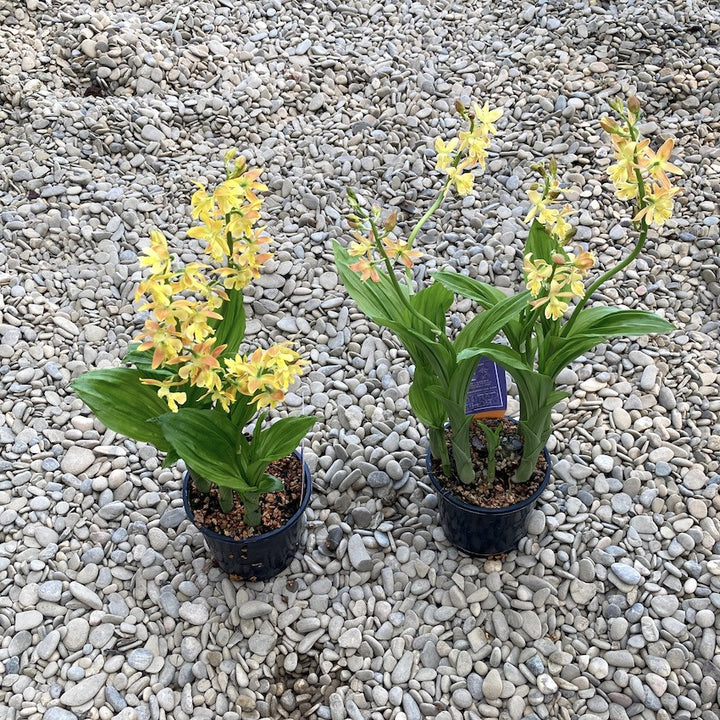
[
  {"x1": 182, "y1": 450, "x2": 311, "y2": 581},
  {"x1": 426, "y1": 446, "x2": 551, "y2": 556}
]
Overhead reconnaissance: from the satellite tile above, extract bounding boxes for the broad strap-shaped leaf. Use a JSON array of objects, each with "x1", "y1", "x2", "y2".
[
  {"x1": 214, "y1": 288, "x2": 247, "y2": 358},
  {"x1": 434, "y1": 271, "x2": 525, "y2": 350},
  {"x1": 257, "y1": 474, "x2": 284, "y2": 493},
  {"x1": 541, "y1": 333, "x2": 607, "y2": 379},
  {"x1": 426, "y1": 385, "x2": 476, "y2": 483},
  {"x1": 525, "y1": 220, "x2": 555, "y2": 263},
  {"x1": 408, "y1": 373, "x2": 446, "y2": 429},
  {"x1": 432, "y1": 271, "x2": 504, "y2": 309},
  {"x1": 391, "y1": 321, "x2": 456, "y2": 386},
  {"x1": 71, "y1": 368, "x2": 173, "y2": 451},
  {"x1": 334, "y1": 242, "x2": 409, "y2": 326},
  {"x1": 457, "y1": 343, "x2": 532, "y2": 375},
  {"x1": 563, "y1": 306, "x2": 674, "y2": 339},
  {"x1": 156, "y1": 408, "x2": 250, "y2": 491},
  {"x1": 409, "y1": 282, "x2": 453, "y2": 332},
  {"x1": 455, "y1": 291, "x2": 531, "y2": 352},
  {"x1": 253, "y1": 415, "x2": 316, "y2": 465}
]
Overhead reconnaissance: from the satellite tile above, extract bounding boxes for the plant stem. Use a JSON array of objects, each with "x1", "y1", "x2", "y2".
[
  {"x1": 429, "y1": 426, "x2": 451, "y2": 477},
  {"x1": 407, "y1": 178, "x2": 452, "y2": 250},
  {"x1": 241, "y1": 492, "x2": 262, "y2": 527},
  {"x1": 191, "y1": 471, "x2": 211, "y2": 494},
  {"x1": 218, "y1": 485, "x2": 234, "y2": 513},
  {"x1": 367, "y1": 214, "x2": 454, "y2": 365},
  {"x1": 563, "y1": 121, "x2": 649, "y2": 336}
]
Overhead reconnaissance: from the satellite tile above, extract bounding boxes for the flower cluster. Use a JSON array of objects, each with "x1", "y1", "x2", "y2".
[
  {"x1": 223, "y1": 344, "x2": 303, "y2": 410},
  {"x1": 602, "y1": 98, "x2": 683, "y2": 227},
  {"x1": 346, "y1": 204, "x2": 423, "y2": 282},
  {"x1": 187, "y1": 151, "x2": 272, "y2": 288},
  {"x1": 524, "y1": 249, "x2": 595, "y2": 320},
  {"x1": 133, "y1": 153, "x2": 304, "y2": 412},
  {"x1": 521, "y1": 165, "x2": 595, "y2": 320},
  {"x1": 435, "y1": 101, "x2": 503, "y2": 196},
  {"x1": 524, "y1": 165, "x2": 575, "y2": 243},
  {"x1": 347, "y1": 103, "x2": 503, "y2": 284}
]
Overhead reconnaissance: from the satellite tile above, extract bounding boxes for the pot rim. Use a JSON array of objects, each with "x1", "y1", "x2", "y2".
[
  {"x1": 182, "y1": 449, "x2": 312, "y2": 546},
  {"x1": 425, "y1": 423, "x2": 552, "y2": 515}
]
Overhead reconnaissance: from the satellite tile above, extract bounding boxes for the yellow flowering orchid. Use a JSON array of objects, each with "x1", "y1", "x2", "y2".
[
  {"x1": 224, "y1": 344, "x2": 304, "y2": 408},
  {"x1": 348, "y1": 256, "x2": 380, "y2": 282},
  {"x1": 472, "y1": 102, "x2": 503, "y2": 135},
  {"x1": 348, "y1": 231, "x2": 375, "y2": 257},
  {"x1": 137, "y1": 321, "x2": 184, "y2": 368},
  {"x1": 190, "y1": 183, "x2": 215, "y2": 221},
  {"x1": 644, "y1": 138, "x2": 683, "y2": 185},
  {"x1": 73, "y1": 155, "x2": 315, "y2": 529},
  {"x1": 523, "y1": 254, "x2": 553, "y2": 297},
  {"x1": 445, "y1": 166, "x2": 474, "y2": 196},
  {"x1": 186, "y1": 216, "x2": 229, "y2": 261},
  {"x1": 530, "y1": 290, "x2": 574, "y2": 320},
  {"x1": 140, "y1": 379, "x2": 188, "y2": 412},
  {"x1": 434, "y1": 137, "x2": 458, "y2": 172},
  {"x1": 225, "y1": 209, "x2": 261, "y2": 240},
  {"x1": 633, "y1": 181, "x2": 682, "y2": 227},
  {"x1": 383, "y1": 238, "x2": 423, "y2": 269},
  {"x1": 574, "y1": 250, "x2": 595, "y2": 272},
  {"x1": 135, "y1": 274, "x2": 174, "y2": 308},
  {"x1": 139, "y1": 230, "x2": 172, "y2": 274},
  {"x1": 172, "y1": 341, "x2": 224, "y2": 393}
]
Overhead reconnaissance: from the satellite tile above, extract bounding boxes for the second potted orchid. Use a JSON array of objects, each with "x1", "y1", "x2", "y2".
[{"x1": 336, "y1": 98, "x2": 679, "y2": 555}]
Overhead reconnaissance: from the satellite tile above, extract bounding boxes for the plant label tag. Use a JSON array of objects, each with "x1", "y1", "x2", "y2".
[{"x1": 465, "y1": 357, "x2": 507, "y2": 418}]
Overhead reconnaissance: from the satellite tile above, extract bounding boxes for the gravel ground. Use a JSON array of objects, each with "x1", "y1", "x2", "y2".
[{"x1": 1, "y1": 1, "x2": 720, "y2": 720}]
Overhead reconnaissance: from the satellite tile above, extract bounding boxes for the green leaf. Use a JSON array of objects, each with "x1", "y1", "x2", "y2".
[
  {"x1": 526, "y1": 220, "x2": 555, "y2": 263},
  {"x1": 258, "y1": 474, "x2": 284, "y2": 493},
  {"x1": 390, "y1": 322, "x2": 456, "y2": 386},
  {"x1": 564, "y1": 307, "x2": 674, "y2": 338},
  {"x1": 432, "y1": 271, "x2": 504, "y2": 309},
  {"x1": 433, "y1": 271, "x2": 525, "y2": 350},
  {"x1": 214, "y1": 288, "x2": 246, "y2": 358},
  {"x1": 71, "y1": 368, "x2": 173, "y2": 451},
  {"x1": 253, "y1": 415, "x2": 316, "y2": 464},
  {"x1": 457, "y1": 343, "x2": 531, "y2": 375},
  {"x1": 156, "y1": 409, "x2": 251, "y2": 491},
  {"x1": 334, "y1": 242, "x2": 410, "y2": 325},
  {"x1": 408, "y1": 377, "x2": 446, "y2": 429},
  {"x1": 541, "y1": 333, "x2": 607, "y2": 378},
  {"x1": 229, "y1": 393, "x2": 255, "y2": 430},
  {"x1": 455, "y1": 291, "x2": 531, "y2": 352},
  {"x1": 409, "y1": 282, "x2": 453, "y2": 331}
]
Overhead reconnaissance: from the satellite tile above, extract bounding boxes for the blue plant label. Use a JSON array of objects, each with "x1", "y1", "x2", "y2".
[{"x1": 465, "y1": 357, "x2": 507, "y2": 415}]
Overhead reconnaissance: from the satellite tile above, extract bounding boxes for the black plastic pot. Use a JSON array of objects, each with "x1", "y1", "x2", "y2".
[
  {"x1": 426, "y1": 445, "x2": 551, "y2": 556},
  {"x1": 182, "y1": 450, "x2": 311, "y2": 581}
]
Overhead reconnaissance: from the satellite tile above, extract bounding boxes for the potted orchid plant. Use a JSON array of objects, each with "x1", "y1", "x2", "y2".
[
  {"x1": 336, "y1": 97, "x2": 679, "y2": 555},
  {"x1": 73, "y1": 151, "x2": 315, "y2": 580}
]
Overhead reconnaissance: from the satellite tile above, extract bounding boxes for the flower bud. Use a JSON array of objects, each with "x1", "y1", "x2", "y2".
[
  {"x1": 385, "y1": 211, "x2": 398, "y2": 232},
  {"x1": 346, "y1": 187, "x2": 361, "y2": 210},
  {"x1": 552, "y1": 253, "x2": 566, "y2": 265},
  {"x1": 548, "y1": 158, "x2": 558, "y2": 177},
  {"x1": 455, "y1": 99, "x2": 467, "y2": 118},
  {"x1": 600, "y1": 116, "x2": 619, "y2": 134},
  {"x1": 627, "y1": 96, "x2": 641, "y2": 115}
]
